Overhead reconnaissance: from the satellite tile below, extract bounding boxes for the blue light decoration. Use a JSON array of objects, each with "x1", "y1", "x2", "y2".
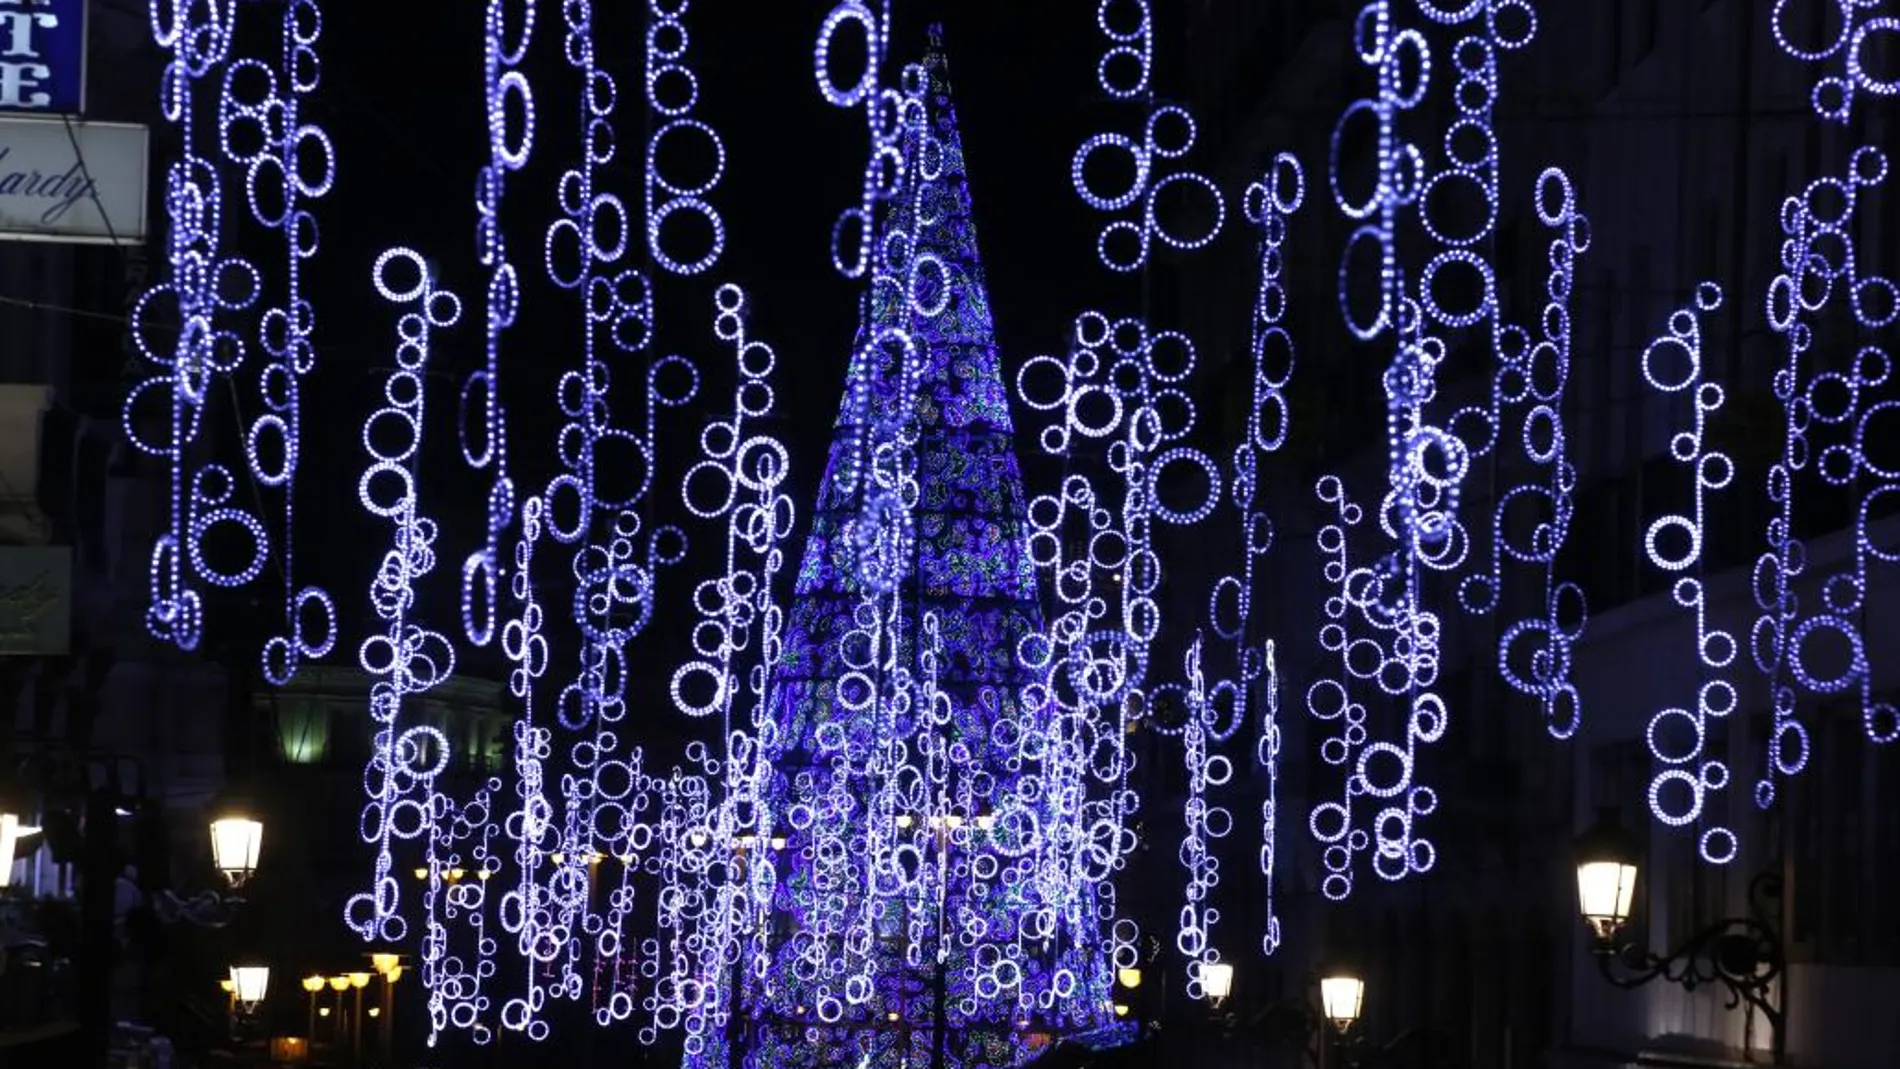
[
  {"x1": 1310, "y1": 0, "x2": 1547, "y2": 900},
  {"x1": 1172, "y1": 637, "x2": 1237, "y2": 996},
  {"x1": 1256, "y1": 639, "x2": 1282, "y2": 951},
  {"x1": 1308, "y1": 473, "x2": 1446, "y2": 902},
  {"x1": 814, "y1": 0, "x2": 899, "y2": 278},
  {"x1": 1459, "y1": 167, "x2": 1590, "y2": 740},
  {"x1": 1768, "y1": 0, "x2": 1900, "y2": 123},
  {"x1": 1015, "y1": 302, "x2": 1233, "y2": 994},
  {"x1": 129, "y1": 0, "x2": 338, "y2": 674},
  {"x1": 530, "y1": 0, "x2": 640, "y2": 1039},
  {"x1": 345, "y1": 247, "x2": 464, "y2": 951},
  {"x1": 460, "y1": 0, "x2": 537, "y2": 649},
  {"x1": 668, "y1": 283, "x2": 797, "y2": 1053},
  {"x1": 645, "y1": 0, "x2": 727, "y2": 275},
  {"x1": 1071, "y1": 0, "x2": 1224, "y2": 272},
  {"x1": 246, "y1": 0, "x2": 339, "y2": 684},
  {"x1": 1753, "y1": 4, "x2": 1900, "y2": 812},
  {"x1": 1235, "y1": 153, "x2": 1304, "y2": 956},
  {"x1": 1636, "y1": 283, "x2": 1743, "y2": 865},
  {"x1": 129, "y1": 0, "x2": 241, "y2": 653}
]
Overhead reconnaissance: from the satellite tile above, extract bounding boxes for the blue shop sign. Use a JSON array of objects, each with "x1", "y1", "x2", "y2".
[{"x1": 0, "y1": 0, "x2": 87, "y2": 115}]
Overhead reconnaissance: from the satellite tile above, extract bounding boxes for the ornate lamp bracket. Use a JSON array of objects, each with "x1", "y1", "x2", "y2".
[{"x1": 1594, "y1": 869, "x2": 1786, "y2": 1058}]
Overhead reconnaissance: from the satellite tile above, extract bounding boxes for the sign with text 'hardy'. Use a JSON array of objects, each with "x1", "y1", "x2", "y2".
[
  {"x1": 0, "y1": 116, "x2": 146, "y2": 243},
  {"x1": 0, "y1": 0, "x2": 87, "y2": 114}
]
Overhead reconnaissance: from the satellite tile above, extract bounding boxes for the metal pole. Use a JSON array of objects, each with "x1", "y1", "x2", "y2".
[
  {"x1": 308, "y1": 992, "x2": 317, "y2": 1046},
  {"x1": 353, "y1": 985, "x2": 365, "y2": 1066},
  {"x1": 79, "y1": 788, "x2": 117, "y2": 1069},
  {"x1": 381, "y1": 977, "x2": 394, "y2": 1067}
]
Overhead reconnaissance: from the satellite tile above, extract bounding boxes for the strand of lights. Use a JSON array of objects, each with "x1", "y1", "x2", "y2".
[
  {"x1": 241, "y1": 0, "x2": 338, "y2": 684},
  {"x1": 760, "y1": 35, "x2": 938, "y2": 1038},
  {"x1": 814, "y1": 0, "x2": 898, "y2": 278},
  {"x1": 671, "y1": 284, "x2": 797, "y2": 1053},
  {"x1": 1235, "y1": 153, "x2": 1303, "y2": 955},
  {"x1": 1637, "y1": 283, "x2": 1743, "y2": 865},
  {"x1": 1466, "y1": 167, "x2": 1591, "y2": 739},
  {"x1": 1307, "y1": 474, "x2": 1445, "y2": 900},
  {"x1": 1016, "y1": 308, "x2": 1227, "y2": 998},
  {"x1": 541, "y1": 1, "x2": 679, "y2": 1041},
  {"x1": 1173, "y1": 637, "x2": 1233, "y2": 1002},
  {"x1": 1768, "y1": 0, "x2": 1899, "y2": 123},
  {"x1": 645, "y1": 0, "x2": 727, "y2": 274},
  {"x1": 1256, "y1": 641, "x2": 1281, "y2": 954},
  {"x1": 345, "y1": 248, "x2": 463, "y2": 948},
  {"x1": 764, "y1": 54, "x2": 934, "y2": 1022},
  {"x1": 1311, "y1": 0, "x2": 1543, "y2": 898},
  {"x1": 129, "y1": 0, "x2": 251, "y2": 652},
  {"x1": 460, "y1": 0, "x2": 537, "y2": 648},
  {"x1": 1751, "y1": 7, "x2": 1900, "y2": 815},
  {"x1": 495, "y1": 494, "x2": 554, "y2": 1041},
  {"x1": 1752, "y1": 141, "x2": 1899, "y2": 805},
  {"x1": 1071, "y1": 0, "x2": 1224, "y2": 272},
  {"x1": 836, "y1": 46, "x2": 929, "y2": 596}
]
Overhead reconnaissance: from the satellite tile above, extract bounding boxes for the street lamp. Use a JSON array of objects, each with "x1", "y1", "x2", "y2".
[
  {"x1": 302, "y1": 975, "x2": 326, "y2": 1044},
  {"x1": 328, "y1": 974, "x2": 351, "y2": 1047},
  {"x1": 367, "y1": 958, "x2": 405, "y2": 1068},
  {"x1": 1200, "y1": 962, "x2": 1234, "y2": 1006},
  {"x1": 208, "y1": 800, "x2": 264, "y2": 889},
  {"x1": 1571, "y1": 808, "x2": 1786, "y2": 1064},
  {"x1": 0, "y1": 809, "x2": 42, "y2": 887},
  {"x1": 1318, "y1": 971, "x2": 1365, "y2": 1033},
  {"x1": 348, "y1": 972, "x2": 372, "y2": 1065},
  {"x1": 1248, "y1": 973, "x2": 1456, "y2": 1069},
  {"x1": 1115, "y1": 967, "x2": 1141, "y2": 990},
  {"x1": 229, "y1": 965, "x2": 270, "y2": 1010},
  {"x1": 1574, "y1": 808, "x2": 1639, "y2": 941}
]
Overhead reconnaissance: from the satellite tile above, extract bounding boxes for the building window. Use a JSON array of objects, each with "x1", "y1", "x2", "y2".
[{"x1": 275, "y1": 698, "x2": 329, "y2": 764}]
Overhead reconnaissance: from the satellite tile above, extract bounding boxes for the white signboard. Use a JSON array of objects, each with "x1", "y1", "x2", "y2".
[{"x1": 0, "y1": 116, "x2": 146, "y2": 243}]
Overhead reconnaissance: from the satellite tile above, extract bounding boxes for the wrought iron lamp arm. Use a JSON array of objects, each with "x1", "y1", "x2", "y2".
[
  {"x1": 148, "y1": 887, "x2": 245, "y2": 928},
  {"x1": 1593, "y1": 870, "x2": 1784, "y2": 1047}
]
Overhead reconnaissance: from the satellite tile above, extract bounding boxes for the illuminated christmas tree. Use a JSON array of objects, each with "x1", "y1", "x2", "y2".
[{"x1": 717, "y1": 29, "x2": 1118, "y2": 1069}]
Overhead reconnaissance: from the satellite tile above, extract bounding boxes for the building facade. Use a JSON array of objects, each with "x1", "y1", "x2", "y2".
[{"x1": 1180, "y1": 1, "x2": 1899, "y2": 1067}]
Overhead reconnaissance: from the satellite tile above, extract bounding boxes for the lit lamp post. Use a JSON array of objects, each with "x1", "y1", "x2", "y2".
[
  {"x1": 1314, "y1": 969, "x2": 1365, "y2": 1069},
  {"x1": 1200, "y1": 962, "x2": 1235, "y2": 1009},
  {"x1": 347, "y1": 972, "x2": 372, "y2": 1065},
  {"x1": 0, "y1": 809, "x2": 42, "y2": 888},
  {"x1": 208, "y1": 802, "x2": 264, "y2": 889},
  {"x1": 369, "y1": 953, "x2": 405, "y2": 1067},
  {"x1": 328, "y1": 975, "x2": 352, "y2": 1051},
  {"x1": 302, "y1": 975, "x2": 326, "y2": 1045},
  {"x1": 1572, "y1": 808, "x2": 1786, "y2": 1064},
  {"x1": 1113, "y1": 966, "x2": 1140, "y2": 1020},
  {"x1": 1278, "y1": 969, "x2": 1459, "y2": 1069},
  {"x1": 229, "y1": 964, "x2": 270, "y2": 1040}
]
